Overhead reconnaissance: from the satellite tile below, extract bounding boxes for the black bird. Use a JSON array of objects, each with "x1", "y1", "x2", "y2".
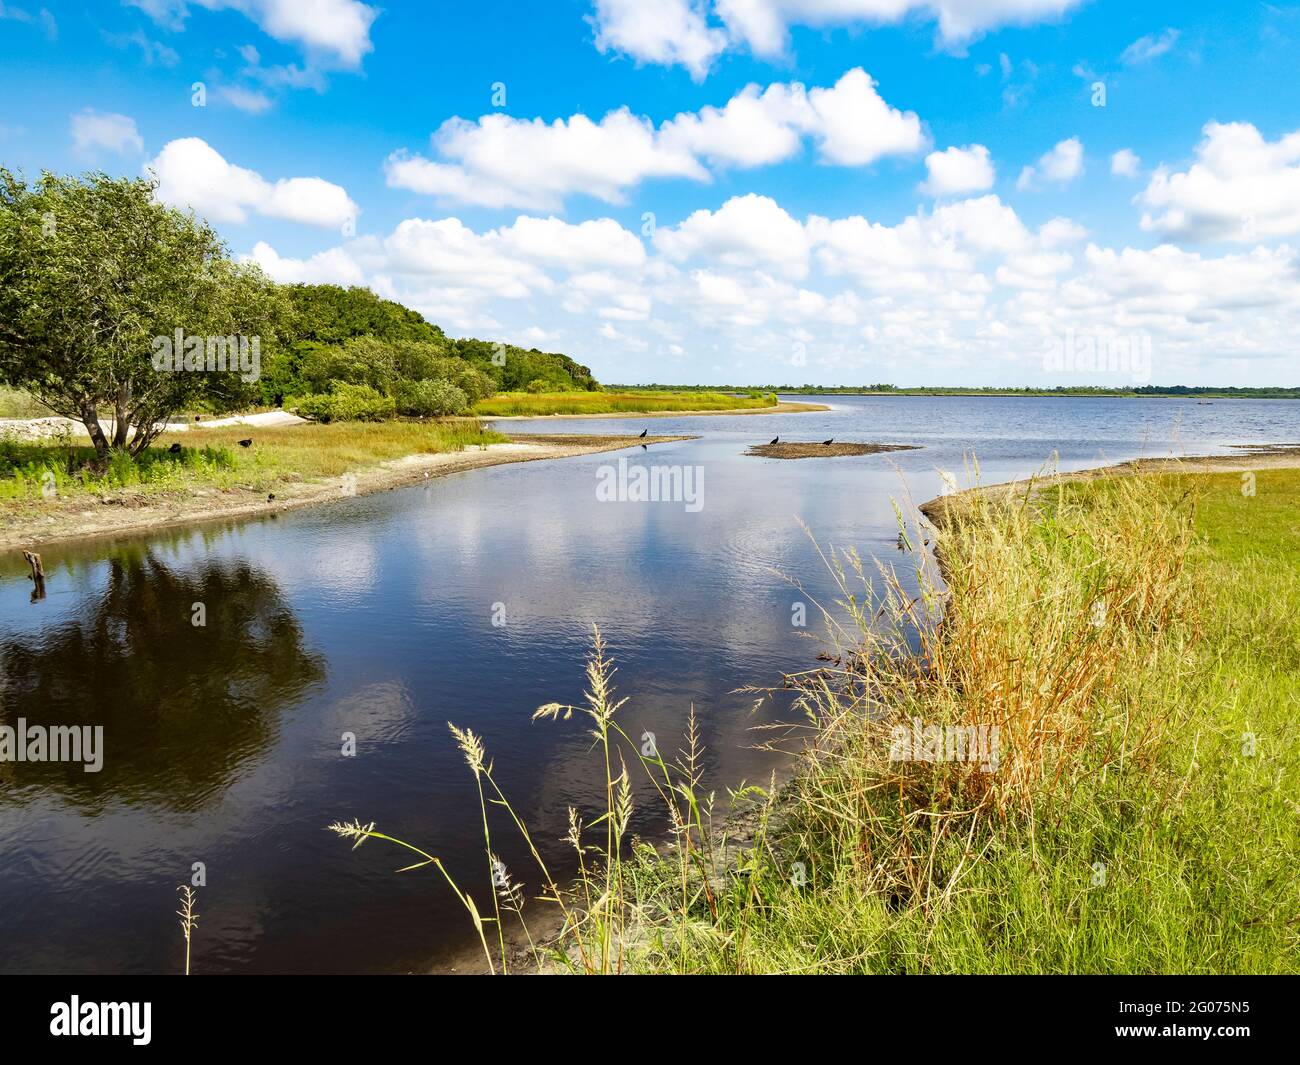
[
  {"x1": 168, "y1": 442, "x2": 182, "y2": 454},
  {"x1": 267, "y1": 493, "x2": 276, "y2": 502},
  {"x1": 237, "y1": 438, "x2": 253, "y2": 448},
  {"x1": 638, "y1": 428, "x2": 648, "y2": 438},
  {"x1": 822, "y1": 438, "x2": 834, "y2": 445},
  {"x1": 769, "y1": 436, "x2": 779, "y2": 445}
]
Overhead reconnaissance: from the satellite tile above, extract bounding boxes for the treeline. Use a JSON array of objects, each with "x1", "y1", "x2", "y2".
[
  {"x1": 264, "y1": 285, "x2": 597, "y2": 421},
  {"x1": 613, "y1": 383, "x2": 1300, "y2": 399}
]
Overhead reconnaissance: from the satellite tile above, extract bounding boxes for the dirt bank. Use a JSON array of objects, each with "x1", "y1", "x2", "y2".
[
  {"x1": 920, "y1": 444, "x2": 1300, "y2": 526},
  {"x1": 3, "y1": 433, "x2": 692, "y2": 552}
]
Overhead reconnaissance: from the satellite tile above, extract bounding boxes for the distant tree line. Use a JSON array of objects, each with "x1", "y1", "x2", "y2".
[{"x1": 613, "y1": 383, "x2": 1300, "y2": 399}]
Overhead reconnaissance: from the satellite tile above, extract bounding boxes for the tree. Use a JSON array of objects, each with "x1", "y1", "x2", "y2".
[{"x1": 0, "y1": 169, "x2": 283, "y2": 459}]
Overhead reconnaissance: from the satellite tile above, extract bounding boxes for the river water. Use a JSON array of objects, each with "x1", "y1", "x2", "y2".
[{"x1": 1, "y1": 395, "x2": 1297, "y2": 973}]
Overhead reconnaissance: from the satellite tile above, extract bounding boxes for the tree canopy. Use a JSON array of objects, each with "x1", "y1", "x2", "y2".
[{"x1": 0, "y1": 168, "x2": 282, "y2": 457}]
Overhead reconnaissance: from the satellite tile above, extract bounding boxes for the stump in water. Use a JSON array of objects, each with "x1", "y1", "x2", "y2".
[{"x1": 22, "y1": 550, "x2": 46, "y2": 600}]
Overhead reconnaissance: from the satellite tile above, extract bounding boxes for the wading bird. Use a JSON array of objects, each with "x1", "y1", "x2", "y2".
[
  {"x1": 238, "y1": 438, "x2": 253, "y2": 448},
  {"x1": 638, "y1": 428, "x2": 648, "y2": 438},
  {"x1": 770, "y1": 436, "x2": 779, "y2": 445},
  {"x1": 822, "y1": 438, "x2": 834, "y2": 445}
]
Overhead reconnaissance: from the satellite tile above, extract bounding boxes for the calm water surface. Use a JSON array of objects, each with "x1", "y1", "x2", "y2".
[{"x1": 2, "y1": 396, "x2": 1298, "y2": 973}]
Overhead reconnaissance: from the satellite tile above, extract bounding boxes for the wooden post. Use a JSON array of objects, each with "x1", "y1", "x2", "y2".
[{"x1": 22, "y1": 550, "x2": 45, "y2": 600}]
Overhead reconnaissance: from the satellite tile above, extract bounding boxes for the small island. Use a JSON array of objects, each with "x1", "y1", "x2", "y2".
[{"x1": 746, "y1": 441, "x2": 920, "y2": 459}]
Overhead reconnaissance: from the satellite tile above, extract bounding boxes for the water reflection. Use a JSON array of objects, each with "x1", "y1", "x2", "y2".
[{"x1": 0, "y1": 550, "x2": 325, "y2": 806}]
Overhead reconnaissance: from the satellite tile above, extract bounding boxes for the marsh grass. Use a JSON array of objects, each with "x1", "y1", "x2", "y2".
[
  {"x1": 327, "y1": 461, "x2": 1300, "y2": 974},
  {"x1": 0, "y1": 419, "x2": 505, "y2": 506},
  {"x1": 473, "y1": 390, "x2": 776, "y2": 417}
]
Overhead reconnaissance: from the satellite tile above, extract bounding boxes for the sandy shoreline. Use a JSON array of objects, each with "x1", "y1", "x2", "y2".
[
  {"x1": 2, "y1": 433, "x2": 691, "y2": 553},
  {"x1": 477, "y1": 400, "x2": 829, "y2": 420}
]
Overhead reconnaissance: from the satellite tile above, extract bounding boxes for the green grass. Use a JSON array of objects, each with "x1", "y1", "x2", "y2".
[
  {"x1": 0, "y1": 386, "x2": 53, "y2": 418},
  {"x1": 0, "y1": 418, "x2": 506, "y2": 507},
  {"x1": 472, "y1": 390, "x2": 777, "y2": 417},
  {"x1": 609, "y1": 466, "x2": 1299, "y2": 974}
]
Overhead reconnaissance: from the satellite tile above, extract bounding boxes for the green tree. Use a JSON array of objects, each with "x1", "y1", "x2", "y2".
[{"x1": 0, "y1": 169, "x2": 282, "y2": 459}]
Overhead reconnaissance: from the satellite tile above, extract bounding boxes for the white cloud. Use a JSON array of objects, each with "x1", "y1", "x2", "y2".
[
  {"x1": 921, "y1": 144, "x2": 995, "y2": 196},
  {"x1": 1111, "y1": 148, "x2": 1141, "y2": 178},
  {"x1": 589, "y1": 0, "x2": 726, "y2": 81},
  {"x1": 388, "y1": 69, "x2": 923, "y2": 210},
  {"x1": 220, "y1": 86, "x2": 274, "y2": 113},
  {"x1": 654, "y1": 194, "x2": 811, "y2": 278},
  {"x1": 246, "y1": 241, "x2": 365, "y2": 285},
  {"x1": 130, "y1": 0, "x2": 378, "y2": 68},
  {"x1": 589, "y1": 0, "x2": 1087, "y2": 75},
  {"x1": 70, "y1": 109, "x2": 143, "y2": 157},
  {"x1": 1120, "y1": 28, "x2": 1179, "y2": 66},
  {"x1": 148, "y1": 137, "x2": 357, "y2": 228},
  {"x1": 1017, "y1": 136, "x2": 1083, "y2": 190},
  {"x1": 1139, "y1": 122, "x2": 1300, "y2": 243}
]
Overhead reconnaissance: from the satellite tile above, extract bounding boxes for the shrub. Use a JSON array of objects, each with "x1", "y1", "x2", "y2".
[
  {"x1": 392, "y1": 378, "x2": 470, "y2": 417},
  {"x1": 289, "y1": 383, "x2": 395, "y2": 422}
]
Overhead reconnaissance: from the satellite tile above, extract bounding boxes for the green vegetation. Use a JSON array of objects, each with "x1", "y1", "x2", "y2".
[
  {"x1": 267, "y1": 285, "x2": 598, "y2": 419},
  {"x1": 614, "y1": 383, "x2": 1300, "y2": 399},
  {"x1": 0, "y1": 169, "x2": 604, "y2": 466},
  {"x1": 473, "y1": 390, "x2": 778, "y2": 417},
  {"x1": 0, "y1": 169, "x2": 281, "y2": 458},
  {"x1": 332, "y1": 463, "x2": 1299, "y2": 974},
  {"x1": 0, "y1": 419, "x2": 503, "y2": 508}
]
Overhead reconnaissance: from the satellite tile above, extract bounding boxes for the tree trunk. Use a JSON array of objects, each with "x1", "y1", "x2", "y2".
[
  {"x1": 80, "y1": 401, "x2": 111, "y2": 461},
  {"x1": 112, "y1": 382, "x2": 132, "y2": 449}
]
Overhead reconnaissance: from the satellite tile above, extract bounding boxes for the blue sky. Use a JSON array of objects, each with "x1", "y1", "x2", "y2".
[{"x1": 3, "y1": 0, "x2": 1299, "y2": 386}]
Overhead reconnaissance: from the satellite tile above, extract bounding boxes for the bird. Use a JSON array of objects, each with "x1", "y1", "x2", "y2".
[
  {"x1": 267, "y1": 493, "x2": 276, "y2": 502},
  {"x1": 638, "y1": 428, "x2": 648, "y2": 438},
  {"x1": 769, "y1": 436, "x2": 779, "y2": 445},
  {"x1": 237, "y1": 438, "x2": 253, "y2": 448},
  {"x1": 822, "y1": 438, "x2": 834, "y2": 445},
  {"x1": 168, "y1": 442, "x2": 181, "y2": 454}
]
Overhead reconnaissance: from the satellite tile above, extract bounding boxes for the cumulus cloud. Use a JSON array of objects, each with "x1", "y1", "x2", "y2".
[
  {"x1": 387, "y1": 69, "x2": 924, "y2": 210},
  {"x1": 1017, "y1": 136, "x2": 1083, "y2": 190},
  {"x1": 246, "y1": 241, "x2": 365, "y2": 285},
  {"x1": 589, "y1": 0, "x2": 726, "y2": 81},
  {"x1": 654, "y1": 194, "x2": 811, "y2": 278},
  {"x1": 70, "y1": 109, "x2": 144, "y2": 157},
  {"x1": 129, "y1": 0, "x2": 378, "y2": 68},
  {"x1": 921, "y1": 144, "x2": 995, "y2": 196},
  {"x1": 147, "y1": 137, "x2": 358, "y2": 228},
  {"x1": 589, "y1": 0, "x2": 1086, "y2": 75},
  {"x1": 1139, "y1": 121, "x2": 1300, "y2": 242},
  {"x1": 1111, "y1": 148, "x2": 1141, "y2": 178}
]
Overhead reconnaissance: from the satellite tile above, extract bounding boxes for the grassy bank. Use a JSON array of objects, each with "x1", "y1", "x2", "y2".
[
  {"x1": 333, "y1": 461, "x2": 1299, "y2": 974},
  {"x1": 473, "y1": 390, "x2": 777, "y2": 417},
  {"x1": 0, "y1": 419, "x2": 504, "y2": 508}
]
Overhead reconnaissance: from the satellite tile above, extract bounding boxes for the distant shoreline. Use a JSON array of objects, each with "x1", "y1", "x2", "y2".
[{"x1": 477, "y1": 400, "x2": 829, "y2": 420}]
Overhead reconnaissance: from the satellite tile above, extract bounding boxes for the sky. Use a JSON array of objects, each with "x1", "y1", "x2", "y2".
[{"x1": 2, "y1": 0, "x2": 1299, "y2": 387}]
